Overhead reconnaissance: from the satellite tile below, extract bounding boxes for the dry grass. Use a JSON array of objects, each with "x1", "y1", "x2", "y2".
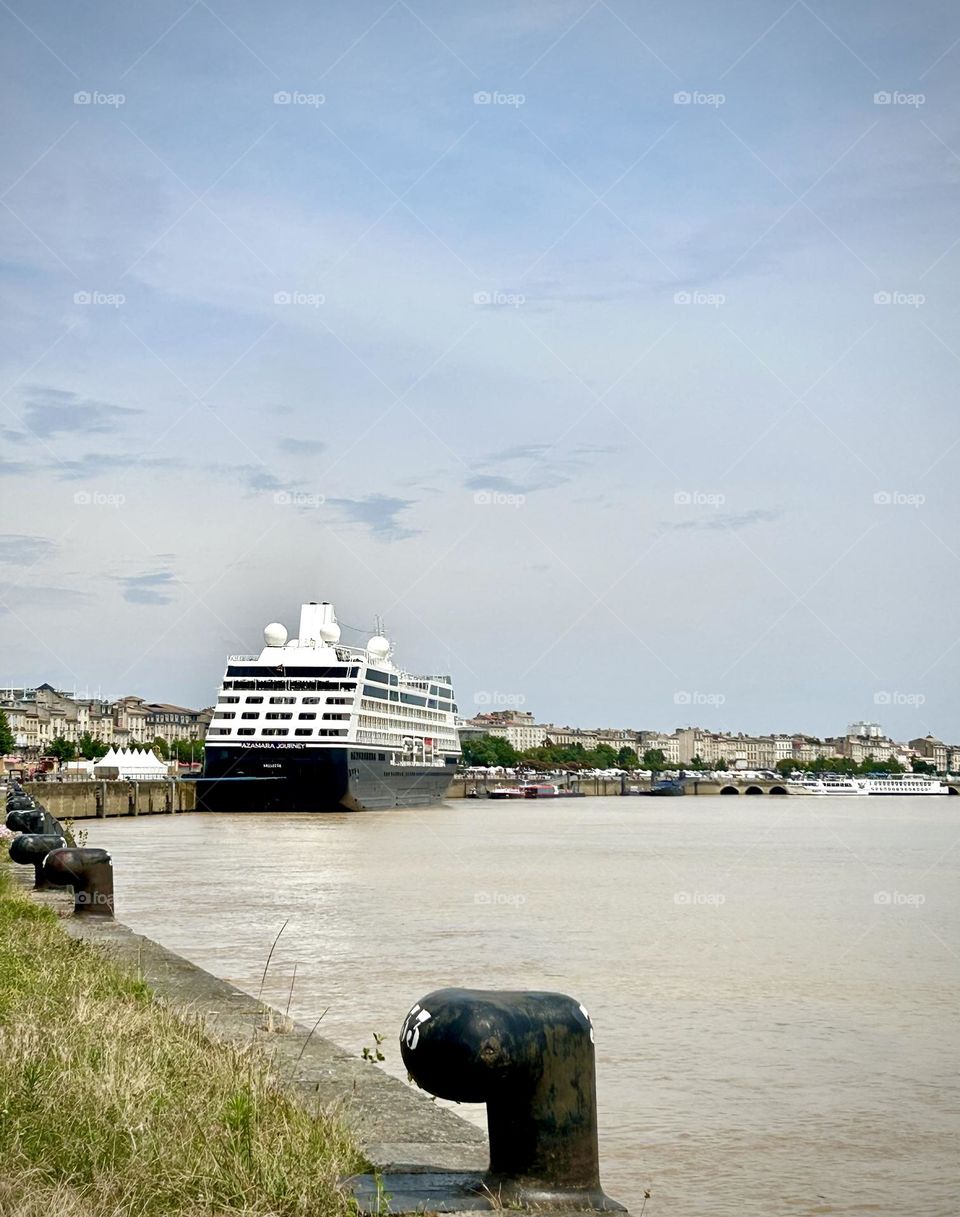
[{"x1": 0, "y1": 865, "x2": 364, "y2": 1216}]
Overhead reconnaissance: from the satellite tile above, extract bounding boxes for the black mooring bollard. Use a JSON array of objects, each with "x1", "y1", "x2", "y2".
[
  {"x1": 43, "y1": 847, "x2": 115, "y2": 917},
  {"x1": 6, "y1": 795, "x2": 36, "y2": 813},
  {"x1": 348, "y1": 988, "x2": 625, "y2": 1214},
  {"x1": 9, "y1": 833, "x2": 67, "y2": 890},
  {"x1": 7, "y1": 808, "x2": 45, "y2": 834}
]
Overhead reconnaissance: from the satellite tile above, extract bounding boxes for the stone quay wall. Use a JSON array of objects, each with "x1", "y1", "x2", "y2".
[{"x1": 22, "y1": 779, "x2": 198, "y2": 819}]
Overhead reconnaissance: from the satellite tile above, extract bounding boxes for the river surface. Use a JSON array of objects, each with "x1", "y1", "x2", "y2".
[{"x1": 83, "y1": 797, "x2": 959, "y2": 1217}]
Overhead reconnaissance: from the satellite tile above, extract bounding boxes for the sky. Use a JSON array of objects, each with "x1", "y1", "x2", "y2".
[{"x1": 1, "y1": 0, "x2": 959, "y2": 742}]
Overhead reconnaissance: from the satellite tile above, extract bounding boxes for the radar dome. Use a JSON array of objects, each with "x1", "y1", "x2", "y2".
[
  {"x1": 263, "y1": 622, "x2": 288, "y2": 647},
  {"x1": 367, "y1": 635, "x2": 390, "y2": 659},
  {"x1": 318, "y1": 621, "x2": 341, "y2": 644}
]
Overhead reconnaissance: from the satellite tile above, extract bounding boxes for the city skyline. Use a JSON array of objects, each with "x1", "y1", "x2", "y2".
[{"x1": 2, "y1": 1, "x2": 959, "y2": 739}]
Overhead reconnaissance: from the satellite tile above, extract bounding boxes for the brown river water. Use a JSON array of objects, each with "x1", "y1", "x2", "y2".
[{"x1": 83, "y1": 797, "x2": 959, "y2": 1217}]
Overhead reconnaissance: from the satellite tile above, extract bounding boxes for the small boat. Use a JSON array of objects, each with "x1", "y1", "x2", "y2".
[
  {"x1": 488, "y1": 782, "x2": 584, "y2": 799},
  {"x1": 649, "y1": 777, "x2": 685, "y2": 796}
]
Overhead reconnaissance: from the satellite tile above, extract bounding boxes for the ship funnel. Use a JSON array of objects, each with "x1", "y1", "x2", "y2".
[{"x1": 298, "y1": 601, "x2": 340, "y2": 646}]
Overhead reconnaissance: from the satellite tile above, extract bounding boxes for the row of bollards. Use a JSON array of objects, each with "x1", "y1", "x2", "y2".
[
  {"x1": 6, "y1": 778, "x2": 622, "y2": 1213},
  {"x1": 5, "y1": 778, "x2": 114, "y2": 916}
]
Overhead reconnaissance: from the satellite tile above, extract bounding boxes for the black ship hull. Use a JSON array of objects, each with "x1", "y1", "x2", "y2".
[{"x1": 198, "y1": 744, "x2": 456, "y2": 812}]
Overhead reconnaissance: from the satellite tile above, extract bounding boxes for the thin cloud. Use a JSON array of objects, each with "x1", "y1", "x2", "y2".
[
  {"x1": 661, "y1": 509, "x2": 784, "y2": 532},
  {"x1": 115, "y1": 570, "x2": 177, "y2": 605},
  {"x1": 0, "y1": 535, "x2": 57, "y2": 565},
  {"x1": 7, "y1": 387, "x2": 140, "y2": 442},
  {"x1": 326, "y1": 494, "x2": 420, "y2": 541}
]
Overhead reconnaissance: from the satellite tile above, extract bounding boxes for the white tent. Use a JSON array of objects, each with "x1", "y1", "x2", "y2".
[{"x1": 94, "y1": 747, "x2": 169, "y2": 779}]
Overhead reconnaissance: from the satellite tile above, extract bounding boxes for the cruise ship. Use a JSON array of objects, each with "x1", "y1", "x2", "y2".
[{"x1": 198, "y1": 600, "x2": 461, "y2": 812}]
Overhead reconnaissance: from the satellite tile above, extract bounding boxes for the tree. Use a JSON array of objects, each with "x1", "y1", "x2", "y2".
[
  {"x1": 592, "y1": 744, "x2": 619, "y2": 769},
  {"x1": 912, "y1": 758, "x2": 937, "y2": 775},
  {"x1": 0, "y1": 709, "x2": 14, "y2": 755},
  {"x1": 641, "y1": 748, "x2": 667, "y2": 773},
  {"x1": 617, "y1": 746, "x2": 638, "y2": 769},
  {"x1": 173, "y1": 738, "x2": 204, "y2": 764},
  {"x1": 716, "y1": 757, "x2": 728, "y2": 771},
  {"x1": 775, "y1": 758, "x2": 801, "y2": 776},
  {"x1": 77, "y1": 732, "x2": 109, "y2": 759},
  {"x1": 48, "y1": 736, "x2": 76, "y2": 763},
  {"x1": 688, "y1": 754, "x2": 707, "y2": 771},
  {"x1": 151, "y1": 736, "x2": 170, "y2": 760},
  {"x1": 460, "y1": 734, "x2": 519, "y2": 768}
]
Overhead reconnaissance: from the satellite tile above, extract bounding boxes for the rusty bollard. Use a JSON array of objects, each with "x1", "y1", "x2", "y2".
[
  {"x1": 43, "y1": 847, "x2": 115, "y2": 917},
  {"x1": 9, "y1": 833, "x2": 67, "y2": 889},
  {"x1": 348, "y1": 988, "x2": 625, "y2": 1214}
]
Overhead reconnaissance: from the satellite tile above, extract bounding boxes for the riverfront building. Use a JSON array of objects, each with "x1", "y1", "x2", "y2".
[
  {"x1": 460, "y1": 712, "x2": 957, "y2": 773},
  {"x1": 0, "y1": 684, "x2": 212, "y2": 754}
]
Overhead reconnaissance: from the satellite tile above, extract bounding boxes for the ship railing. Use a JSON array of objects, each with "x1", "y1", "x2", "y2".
[{"x1": 227, "y1": 654, "x2": 259, "y2": 661}]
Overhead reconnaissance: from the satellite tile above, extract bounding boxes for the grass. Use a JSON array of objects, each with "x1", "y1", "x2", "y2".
[{"x1": 0, "y1": 862, "x2": 365, "y2": 1216}]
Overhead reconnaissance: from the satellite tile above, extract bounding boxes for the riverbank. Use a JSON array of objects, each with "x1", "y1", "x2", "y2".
[{"x1": 0, "y1": 862, "x2": 485, "y2": 1216}]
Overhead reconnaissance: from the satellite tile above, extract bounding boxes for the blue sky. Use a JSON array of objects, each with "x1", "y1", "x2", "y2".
[{"x1": 2, "y1": 0, "x2": 959, "y2": 741}]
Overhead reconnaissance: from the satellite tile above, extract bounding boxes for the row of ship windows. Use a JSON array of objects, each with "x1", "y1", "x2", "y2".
[
  {"x1": 221, "y1": 680, "x2": 357, "y2": 693},
  {"x1": 358, "y1": 698, "x2": 452, "y2": 724},
  {"x1": 213, "y1": 711, "x2": 349, "y2": 721},
  {"x1": 358, "y1": 713, "x2": 458, "y2": 737},
  {"x1": 219, "y1": 695, "x2": 353, "y2": 706},
  {"x1": 208, "y1": 727, "x2": 349, "y2": 737}
]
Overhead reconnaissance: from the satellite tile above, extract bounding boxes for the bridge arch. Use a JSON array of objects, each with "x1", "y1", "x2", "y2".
[
  {"x1": 720, "y1": 785, "x2": 740, "y2": 795},
  {"x1": 745, "y1": 785, "x2": 763, "y2": 795},
  {"x1": 769, "y1": 785, "x2": 788, "y2": 795}
]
